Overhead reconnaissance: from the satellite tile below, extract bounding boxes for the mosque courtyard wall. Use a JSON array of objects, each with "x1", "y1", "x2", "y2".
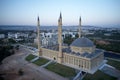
[{"x1": 41, "y1": 48, "x2": 58, "y2": 60}]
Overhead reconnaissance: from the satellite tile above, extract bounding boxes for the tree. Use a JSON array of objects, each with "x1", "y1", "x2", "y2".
[
  {"x1": 64, "y1": 34, "x2": 74, "y2": 46},
  {"x1": 75, "y1": 33, "x2": 79, "y2": 38},
  {"x1": 8, "y1": 38, "x2": 16, "y2": 44}
]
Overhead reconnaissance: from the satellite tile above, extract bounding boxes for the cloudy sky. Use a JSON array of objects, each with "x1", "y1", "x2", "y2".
[{"x1": 0, "y1": 0, "x2": 120, "y2": 26}]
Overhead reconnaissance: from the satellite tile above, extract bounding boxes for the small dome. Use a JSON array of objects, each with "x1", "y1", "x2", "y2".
[{"x1": 70, "y1": 37, "x2": 94, "y2": 47}]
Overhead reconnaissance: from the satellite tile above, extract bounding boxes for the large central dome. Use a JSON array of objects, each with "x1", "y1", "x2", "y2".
[{"x1": 70, "y1": 37, "x2": 94, "y2": 47}]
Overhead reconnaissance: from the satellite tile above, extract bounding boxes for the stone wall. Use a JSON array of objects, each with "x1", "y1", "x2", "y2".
[
  {"x1": 63, "y1": 53, "x2": 91, "y2": 71},
  {"x1": 41, "y1": 47, "x2": 104, "y2": 74},
  {"x1": 41, "y1": 48, "x2": 58, "y2": 60},
  {"x1": 91, "y1": 52, "x2": 104, "y2": 70},
  {"x1": 71, "y1": 46, "x2": 95, "y2": 53}
]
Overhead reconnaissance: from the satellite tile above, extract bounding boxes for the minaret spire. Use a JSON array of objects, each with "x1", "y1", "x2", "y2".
[
  {"x1": 58, "y1": 12, "x2": 63, "y2": 63},
  {"x1": 37, "y1": 16, "x2": 41, "y2": 56},
  {"x1": 78, "y1": 16, "x2": 82, "y2": 38},
  {"x1": 59, "y1": 12, "x2": 62, "y2": 19},
  {"x1": 38, "y1": 16, "x2": 40, "y2": 26}
]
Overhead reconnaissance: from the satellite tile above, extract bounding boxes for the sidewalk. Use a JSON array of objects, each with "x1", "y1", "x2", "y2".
[{"x1": 100, "y1": 64, "x2": 120, "y2": 78}]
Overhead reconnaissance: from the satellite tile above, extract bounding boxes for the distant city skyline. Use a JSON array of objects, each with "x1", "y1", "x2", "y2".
[{"x1": 0, "y1": 0, "x2": 120, "y2": 26}]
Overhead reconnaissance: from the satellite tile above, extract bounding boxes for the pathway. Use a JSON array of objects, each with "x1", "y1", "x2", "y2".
[
  {"x1": 100, "y1": 64, "x2": 120, "y2": 79},
  {"x1": 41, "y1": 60, "x2": 53, "y2": 67},
  {"x1": 30, "y1": 56, "x2": 39, "y2": 62},
  {"x1": 73, "y1": 71, "x2": 86, "y2": 80}
]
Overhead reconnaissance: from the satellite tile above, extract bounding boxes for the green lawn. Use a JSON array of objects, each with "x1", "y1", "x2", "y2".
[
  {"x1": 83, "y1": 70, "x2": 117, "y2": 80},
  {"x1": 25, "y1": 54, "x2": 37, "y2": 61},
  {"x1": 107, "y1": 59, "x2": 120, "y2": 70},
  {"x1": 45, "y1": 63, "x2": 76, "y2": 77},
  {"x1": 32, "y1": 58, "x2": 49, "y2": 66}
]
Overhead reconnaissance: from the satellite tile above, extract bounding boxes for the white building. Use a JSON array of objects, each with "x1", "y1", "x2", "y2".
[{"x1": 0, "y1": 34, "x2": 5, "y2": 38}]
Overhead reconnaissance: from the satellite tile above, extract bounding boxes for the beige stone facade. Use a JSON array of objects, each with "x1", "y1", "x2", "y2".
[
  {"x1": 41, "y1": 47, "x2": 104, "y2": 74},
  {"x1": 37, "y1": 16, "x2": 42, "y2": 56},
  {"x1": 37, "y1": 14, "x2": 105, "y2": 74},
  {"x1": 58, "y1": 13, "x2": 63, "y2": 63},
  {"x1": 71, "y1": 46, "x2": 95, "y2": 54},
  {"x1": 42, "y1": 48, "x2": 58, "y2": 60}
]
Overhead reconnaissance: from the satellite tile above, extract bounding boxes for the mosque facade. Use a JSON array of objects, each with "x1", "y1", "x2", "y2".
[{"x1": 37, "y1": 13, "x2": 105, "y2": 74}]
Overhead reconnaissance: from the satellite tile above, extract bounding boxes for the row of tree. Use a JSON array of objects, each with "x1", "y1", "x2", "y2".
[
  {"x1": 63, "y1": 34, "x2": 120, "y2": 53},
  {"x1": 0, "y1": 45, "x2": 14, "y2": 64},
  {"x1": 0, "y1": 44, "x2": 20, "y2": 63},
  {"x1": 95, "y1": 41, "x2": 120, "y2": 53}
]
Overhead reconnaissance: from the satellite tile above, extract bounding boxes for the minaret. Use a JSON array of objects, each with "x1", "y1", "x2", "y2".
[
  {"x1": 78, "y1": 16, "x2": 82, "y2": 38},
  {"x1": 58, "y1": 12, "x2": 63, "y2": 63},
  {"x1": 37, "y1": 16, "x2": 42, "y2": 56}
]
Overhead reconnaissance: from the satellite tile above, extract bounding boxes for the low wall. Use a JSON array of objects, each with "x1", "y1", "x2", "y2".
[{"x1": 41, "y1": 48, "x2": 58, "y2": 60}]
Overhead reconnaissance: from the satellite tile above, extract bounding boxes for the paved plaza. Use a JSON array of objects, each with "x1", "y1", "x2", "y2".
[{"x1": 0, "y1": 47, "x2": 68, "y2": 80}]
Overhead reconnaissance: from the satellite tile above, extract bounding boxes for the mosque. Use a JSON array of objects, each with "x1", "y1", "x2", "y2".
[{"x1": 36, "y1": 13, "x2": 105, "y2": 74}]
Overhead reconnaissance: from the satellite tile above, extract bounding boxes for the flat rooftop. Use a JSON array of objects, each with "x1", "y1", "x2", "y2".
[{"x1": 42, "y1": 45, "x2": 103, "y2": 59}]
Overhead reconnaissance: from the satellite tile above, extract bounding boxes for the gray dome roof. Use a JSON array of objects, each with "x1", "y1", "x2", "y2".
[{"x1": 70, "y1": 37, "x2": 94, "y2": 47}]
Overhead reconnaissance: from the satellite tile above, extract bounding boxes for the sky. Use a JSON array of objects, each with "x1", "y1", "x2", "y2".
[{"x1": 0, "y1": 0, "x2": 120, "y2": 26}]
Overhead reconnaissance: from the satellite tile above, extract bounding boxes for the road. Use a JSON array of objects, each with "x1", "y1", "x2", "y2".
[
  {"x1": 104, "y1": 51, "x2": 120, "y2": 60},
  {"x1": 100, "y1": 64, "x2": 120, "y2": 80}
]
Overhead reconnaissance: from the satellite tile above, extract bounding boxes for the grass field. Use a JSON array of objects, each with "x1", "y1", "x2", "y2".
[
  {"x1": 83, "y1": 70, "x2": 117, "y2": 80},
  {"x1": 25, "y1": 54, "x2": 37, "y2": 61},
  {"x1": 107, "y1": 59, "x2": 120, "y2": 70},
  {"x1": 33, "y1": 58, "x2": 49, "y2": 66},
  {"x1": 45, "y1": 63, "x2": 76, "y2": 78}
]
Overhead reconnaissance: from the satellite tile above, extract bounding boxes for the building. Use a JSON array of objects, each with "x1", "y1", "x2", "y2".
[
  {"x1": 8, "y1": 32, "x2": 29, "y2": 39},
  {"x1": 37, "y1": 13, "x2": 105, "y2": 74},
  {"x1": 0, "y1": 34, "x2": 5, "y2": 39},
  {"x1": 8, "y1": 32, "x2": 15, "y2": 39}
]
